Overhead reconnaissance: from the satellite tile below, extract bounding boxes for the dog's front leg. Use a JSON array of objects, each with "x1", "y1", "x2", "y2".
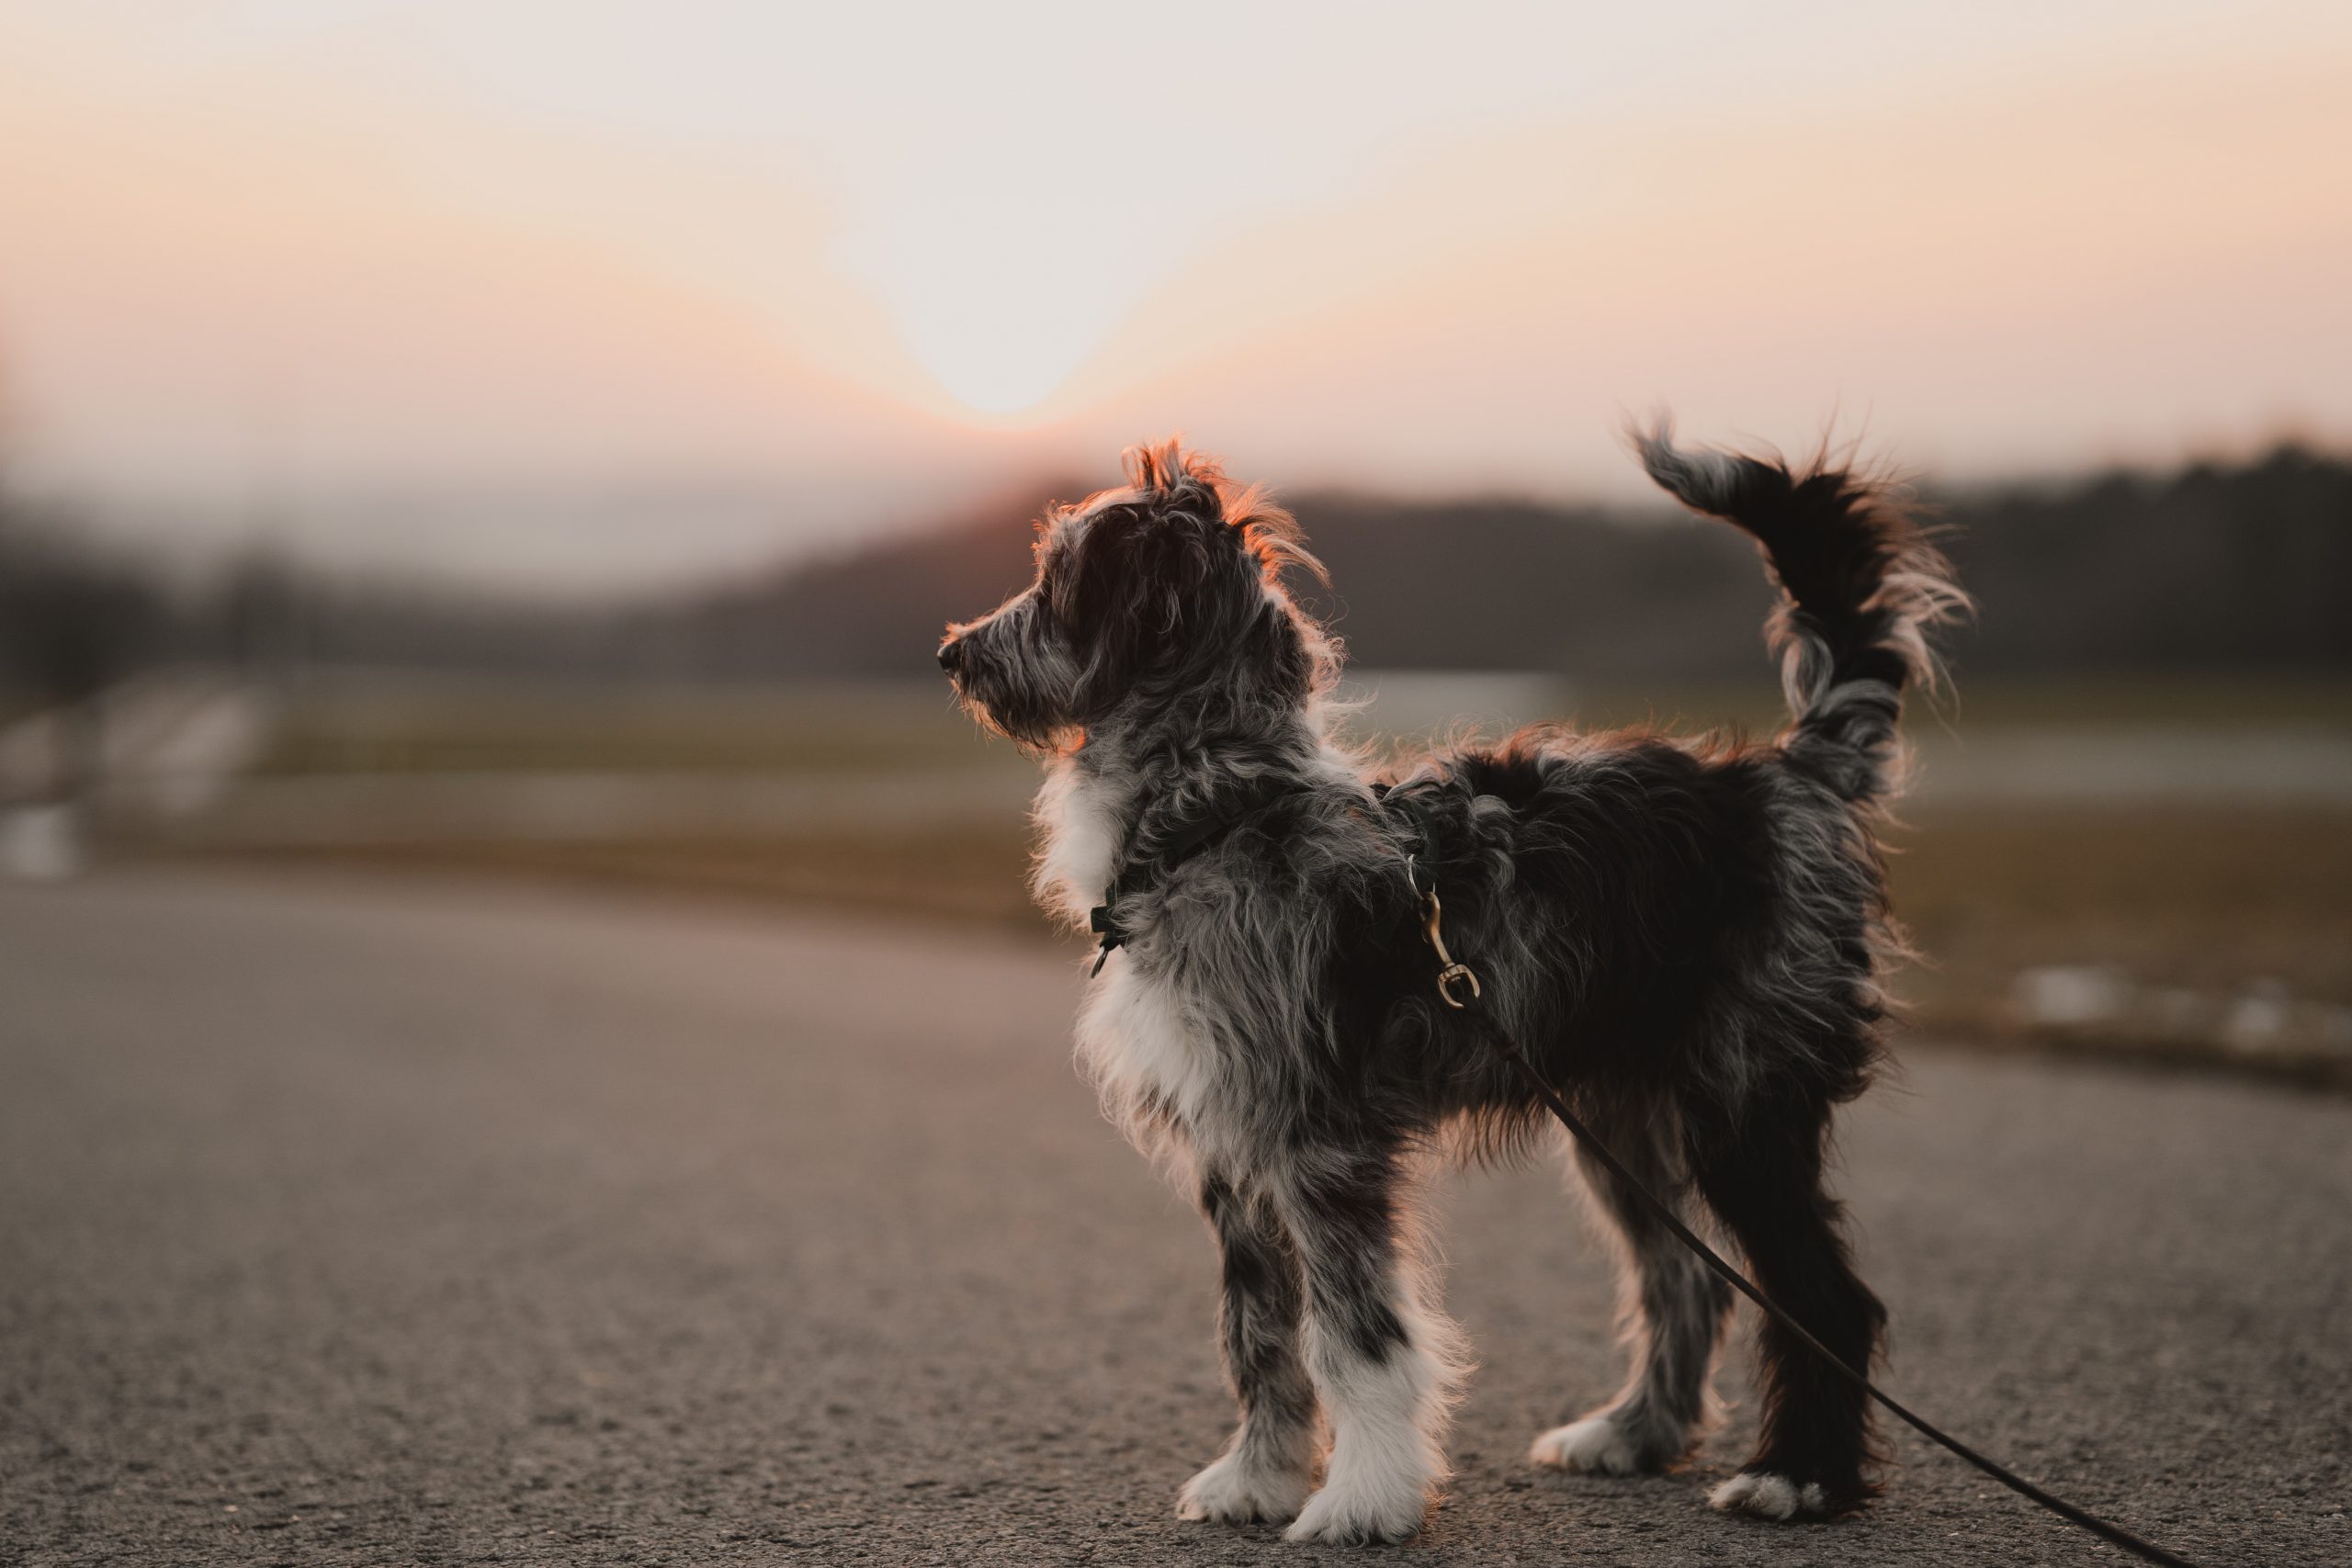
[
  {"x1": 1177, "y1": 1172, "x2": 1317, "y2": 1526},
  {"x1": 1272, "y1": 1144, "x2": 1464, "y2": 1545}
]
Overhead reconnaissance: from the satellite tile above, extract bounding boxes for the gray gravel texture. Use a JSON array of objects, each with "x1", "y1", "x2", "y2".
[{"x1": 2, "y1": 868, "x2": 2346, "y2": 1567}]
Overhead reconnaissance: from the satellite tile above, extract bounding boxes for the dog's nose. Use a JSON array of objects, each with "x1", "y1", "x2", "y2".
[{"x1": 936, "y1": 638, "x2": 963, "y2": 673}]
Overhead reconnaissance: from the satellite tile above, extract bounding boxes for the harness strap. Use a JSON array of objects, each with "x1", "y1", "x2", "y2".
[
  {"x1": 1088, "y1": 786, "x2": 1295, "y2": 976},
  {"x1": 1371, "y1": 780, "x2": 1445, "y2": 901}
]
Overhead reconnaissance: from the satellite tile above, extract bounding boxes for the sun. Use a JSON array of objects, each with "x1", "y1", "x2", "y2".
[
  {"x1": 892, "y1": 288, "x2": 1108, "y2": 418},
  {"x1": 882, "y1": 253, "x2": 1139, "y2": 419},
  {"x1": 842, "y1": 197, "x2": 1167, "y2": 421}
]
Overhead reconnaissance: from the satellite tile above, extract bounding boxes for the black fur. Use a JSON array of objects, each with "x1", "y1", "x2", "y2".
[{"x1": 940, "y1": 422, "x2": 1966, "y2": 1542}]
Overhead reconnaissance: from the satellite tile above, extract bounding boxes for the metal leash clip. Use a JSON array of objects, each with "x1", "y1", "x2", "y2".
[{"x1": 1419, "y1": 885, "x2": 1482, "y2": 1009}]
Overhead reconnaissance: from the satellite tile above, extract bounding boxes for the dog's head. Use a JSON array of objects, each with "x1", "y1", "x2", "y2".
[{"x1": 939, "y1": 441, "x2": 1331, "y2": 749}]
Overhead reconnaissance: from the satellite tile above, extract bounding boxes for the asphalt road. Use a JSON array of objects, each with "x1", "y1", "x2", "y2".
[{"x1": 2, "y1": 869, "x2": 2345, "y2": 1567}]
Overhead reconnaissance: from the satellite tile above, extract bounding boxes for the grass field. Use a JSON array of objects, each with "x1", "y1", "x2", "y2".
[
  {"x1": 1885, "y1": 804, "x2": 2352, "y2": 1076},
  {"x1": 249, "y1": 672, "x2": 1010, "y2": 776},
  {"x1": 1511, "y1": 671, "x2": 2352, "y2": 738},
  {"x1": 141, "y1": 670, "x2": 2352, "y2": 1088},
  {"x1": 203, "y1": 802, "x2": 2352, "y2": 1083},
  {"x1": 245, "y1": 671, "x2": 2352, "y2": 783}
]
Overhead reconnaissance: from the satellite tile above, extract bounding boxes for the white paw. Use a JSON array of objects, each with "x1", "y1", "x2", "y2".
[
  {"x1": 1529, "y1": 1415, "x2": 1642, "y2": 1476},
  {"x1": 1708, "y1": 1470, "x2": 1829, "y2": 1521},
  {"x1": 1281, "y1": 1477, "x2": 1430, "y2": 1545},
  {"x1": 1176, "y1": 1451, "x2": 1312, "y2": 1526}
]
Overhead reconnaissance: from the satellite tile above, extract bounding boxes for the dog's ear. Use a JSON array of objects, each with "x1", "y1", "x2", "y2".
[{"x1": 1064, "y1": 505, "x2": 1232, "y2": 706}]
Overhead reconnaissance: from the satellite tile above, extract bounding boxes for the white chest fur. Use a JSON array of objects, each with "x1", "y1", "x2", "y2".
[
  {"x1": 1034, "y1": 760, "x2": 1225, "y2": 1137},
  {"x1": 1074, "y1": 957, "x2": 1221, "y2": 1136},
  {"x1": 1030, "y1": 756, "x2": 1121, "y2": 929}
]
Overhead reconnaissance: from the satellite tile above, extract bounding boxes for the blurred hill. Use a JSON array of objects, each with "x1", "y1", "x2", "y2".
[
  {"x1": 635, "y1": 444, "x2": 2352, "y2": 682},
  {"x1": 3, "y1": 445, "x2": 2347, "y2": 694}
]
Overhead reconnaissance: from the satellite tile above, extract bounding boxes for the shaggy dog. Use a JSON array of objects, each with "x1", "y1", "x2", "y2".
[{"x1": 936, "y1": 424, "x2": 1964, "y2": 1544}]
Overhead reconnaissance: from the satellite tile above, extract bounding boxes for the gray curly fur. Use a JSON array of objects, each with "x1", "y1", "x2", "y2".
[{"x1": 939, "y1": 423, "x2": 1967, "y2": 1544}]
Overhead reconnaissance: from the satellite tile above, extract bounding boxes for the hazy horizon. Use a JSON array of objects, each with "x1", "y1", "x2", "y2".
[{"x1": 4, "y1": 1, "x2": 2348, "y2": 593}]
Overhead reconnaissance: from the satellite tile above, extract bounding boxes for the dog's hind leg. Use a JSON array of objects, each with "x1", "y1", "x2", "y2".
[
  {"x1": 1681, "y1": 1075, "x2": 1888, "y2": 1520},
  {"x1": 1269, "y1": 1141, "x2": 1465, "y2": 1546},
  {"x1": 1177, "y1": 1172, "x2": 1317, "y2": 1526},
  {"x1": 1531, "y1": 1095, "x2": 1730, "y2": 1477}
]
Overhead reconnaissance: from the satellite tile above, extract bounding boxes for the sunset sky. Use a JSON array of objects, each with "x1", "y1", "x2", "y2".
[{"x1": 3, "y1": 1, "x2": 2348, "y2": 592}]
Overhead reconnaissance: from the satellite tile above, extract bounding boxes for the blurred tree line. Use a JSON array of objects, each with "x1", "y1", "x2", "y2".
[
  {"x1": 3, "y1": 440, "x2": 2347, "y2": 707},
  {"x1": 651, "y1": 444, "x2": 2352, "y2": 682}
]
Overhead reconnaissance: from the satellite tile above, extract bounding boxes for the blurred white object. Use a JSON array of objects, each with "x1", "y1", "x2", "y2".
[
  {"x1": 118, "y1": 682, "x2": 275, "y2": 818},
  {"x1": 2220, "y1": 979, "x2": 2294, "y2": 1051},
  {"x1": 0, "y1": 671, "x2": 276, "y2": 832},
  {"x1": 2012, "y1": 964, "x2": 2133, "y2": 1027},
  {"x1": 0, "y1": 805, "x2": 85, "y2": 881},
  {"x1": 1334, "y1": 670, "x2": 1576, "y2": 743}
]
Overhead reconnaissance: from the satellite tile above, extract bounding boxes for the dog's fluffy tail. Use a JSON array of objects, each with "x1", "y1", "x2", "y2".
[{"x1": 1634, "y1": 420, "x2": 1968, "y2": 805}]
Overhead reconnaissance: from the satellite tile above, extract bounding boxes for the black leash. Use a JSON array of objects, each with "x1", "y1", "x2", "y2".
[{"x1": 1409, "y1": 879, "x2": 2206, "y2": 1567}]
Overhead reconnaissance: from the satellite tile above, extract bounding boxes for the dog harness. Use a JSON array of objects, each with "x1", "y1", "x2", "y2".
[
  {"x1": 1087, "y1": 778, "x2": 1452, "y2": 977},
  {"x1": 1087, "y1": 784, "x2": 1302, "y2": 976}
]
